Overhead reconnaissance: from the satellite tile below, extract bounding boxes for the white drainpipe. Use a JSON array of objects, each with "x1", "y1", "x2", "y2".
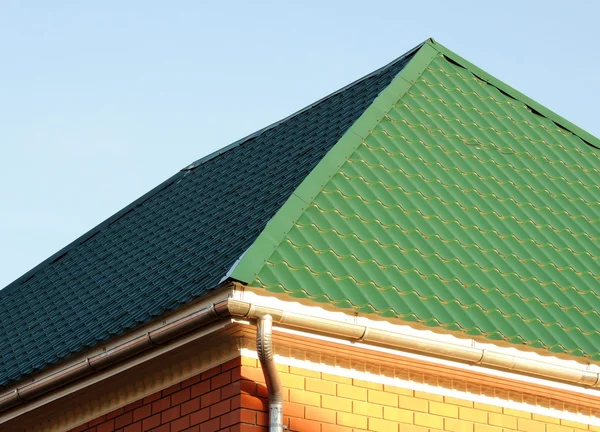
[{"x1": 256, "y1": 315, "x2": 283, "y2": 432}]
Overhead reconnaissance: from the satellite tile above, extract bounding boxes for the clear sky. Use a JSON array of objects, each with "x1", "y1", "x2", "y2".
[{"x1": 1, "y1": 1, "x2": 598, "y2": 290}]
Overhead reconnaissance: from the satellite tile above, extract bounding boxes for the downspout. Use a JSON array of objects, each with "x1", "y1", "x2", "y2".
[{"x1": 256, "y1": 315, "x2": 283, "y2": 432}]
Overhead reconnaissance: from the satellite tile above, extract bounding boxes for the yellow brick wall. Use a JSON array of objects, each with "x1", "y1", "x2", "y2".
[{"x1": 241, "y1": 356, "x2": 598, "y2": 432}]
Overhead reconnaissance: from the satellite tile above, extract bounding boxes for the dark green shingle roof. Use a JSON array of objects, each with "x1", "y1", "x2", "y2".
[
  {"x1": 0, "y1": 45, "x2": 417, "y2": 387},
  {"x1": 231, "y1": 40, "x2": 600, "y2": 360}
]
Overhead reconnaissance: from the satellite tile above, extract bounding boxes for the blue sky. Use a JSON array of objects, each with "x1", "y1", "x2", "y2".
[{"x1": 1, "y1": 1, "x2": 598, "y2": 289}]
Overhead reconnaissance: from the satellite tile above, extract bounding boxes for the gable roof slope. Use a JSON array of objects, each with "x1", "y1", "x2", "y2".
[
  {"x1": 0, "y1": 44, "x2": 419, "y2": 388},
  {"x1": 231, "y1": 39, "x2": 600, "y2": 361}
]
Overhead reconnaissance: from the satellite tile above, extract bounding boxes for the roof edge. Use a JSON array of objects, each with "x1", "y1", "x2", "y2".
[
  {"x1": 183, "y1": 42, "x2": 425, "y2": 171},
  {"x1": 1, "y1": 171, "x2": 185, "y2": 294},
  {"x1": 230, "y1": 41, "x2": 440, "y2": 283},
  {"x1": 426, "y1": 38, "x2": 600, "y2": 150},
  {"x1": 3, "y1": 289, "x2": 600, "y2": 418}
]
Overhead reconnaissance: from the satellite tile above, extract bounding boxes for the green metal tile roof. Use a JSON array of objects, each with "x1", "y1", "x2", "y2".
[{"x1": 231, "y1": 40, "x2": 600, "y2": 360}]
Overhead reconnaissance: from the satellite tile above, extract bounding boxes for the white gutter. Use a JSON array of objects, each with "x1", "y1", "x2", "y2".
[{"x1": 2, "y1": 295, "x2": 599, "y2": 416}]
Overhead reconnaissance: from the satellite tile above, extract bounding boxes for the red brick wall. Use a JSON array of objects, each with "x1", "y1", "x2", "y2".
[
  {"x1": 48, "y1": 354, "x2": 600, "y2": 432},
  {"x1": 68, "y1": 357, "x2": 268, "y2": 432}
]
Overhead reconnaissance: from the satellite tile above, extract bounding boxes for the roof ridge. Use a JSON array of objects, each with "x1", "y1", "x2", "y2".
[
  {"x1": 229, "y1": 41, "x2": 441, "y2": 283},
  {"x1": 182, "y1": 42, "x2": 425, "y2": 171}
]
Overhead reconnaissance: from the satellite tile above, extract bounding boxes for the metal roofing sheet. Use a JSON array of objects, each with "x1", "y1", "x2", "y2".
[{"x1": 239, "y1": 46, "x2": 600, "y2": 359}]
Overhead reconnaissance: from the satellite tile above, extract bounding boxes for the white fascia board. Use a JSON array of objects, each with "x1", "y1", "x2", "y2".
[{"x1": 235, "y1": 289, "x2": 600, "y2": 397}]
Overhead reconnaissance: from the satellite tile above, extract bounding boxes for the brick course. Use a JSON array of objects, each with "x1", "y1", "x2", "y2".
[
  {"x1": 68, "y1": 357, "x2": 268, "y2": 432},
  {"x1": 70, "y1": 356, "x2": 597, "y2": 432},
  {"x1": 238, "y1": 357, "x2": 596, "y2": 432}
]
